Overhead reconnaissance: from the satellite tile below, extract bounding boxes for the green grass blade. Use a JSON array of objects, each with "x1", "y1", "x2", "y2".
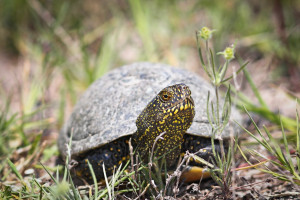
[
  {"x1": 296, "y1": 107, "x2": 300, "y2": 172},
  {"x1": 6, "y1": 158, "x2": 23, "y2": 181},
  {"x1": 206, "y1": 91, "x2": 213, "y2": 127},
  {"x1": 94, "y1": 32, "x2": 116, "y2": 80},
  {"x1": 280, "y1": 117, "x2": 300, "y2": 179},
  {"x1": 29, "y1": 133, "x2": 42, "y2": 155},
  {"x1": 262, "y1": 126, "x2": 290, "y2": 168},
  {"x1": 281, "y1": 120, "x2": 294, "y2": 168},
  {"x1": 209, "y1": 49, "x2": 217, "y2": 83},
  {"x1": 193, "y1": 155, "x2": 214, "y2": 168},
  {"x1": 129, "y1": 0, "x2": 155, "y2": 60},
  {"x1": 221, "y1": 85, "x2": 231, "y2": 128},
  {"x1": 241, "y1": 108, "x2": 273, "y2": 152},
  {"x1": 243, "y1": 68, "x2": 268, "y2": 109},
  {"x1": 40, "y1": 162, "x2": 58, "y2": 184},
  {"x1": 259, "y1": 168, "x2": 290, "y2": 182},
  {"x1": 68, "y1": 170, "x2": 82, "y2": 200},
  {"x1": 196, "y1": 31, "x2": 205, "y2": 66},
  {"x1": 219, "y1": 60, "x2": 228, "y2": 82},
  {"x1": 221, "y1": 61, "x2": 248, "y2": 83},
  {"x1": 87, "y1": 160, "x2": 98, "y2": 199},
  {"x1": 211, "y1": 102, "x2": 217, "y2": 126},
  {"x1": 236, "y1": 144, "x2": 252, "y2": 166}
]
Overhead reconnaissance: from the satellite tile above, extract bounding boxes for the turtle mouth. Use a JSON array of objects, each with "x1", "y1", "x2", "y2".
[
  {"x1": 168, "y1": 95, "x2": 194, "y2": 114},
  {"x1": 187, "y1": 96, "x2": 194, "y2": 107},
  {"x1": 158, "y1": 95, "x2": 194, "y2": 127},
  {"x1": 181, "y1": 96, "x2": 194, "y2": 111}
]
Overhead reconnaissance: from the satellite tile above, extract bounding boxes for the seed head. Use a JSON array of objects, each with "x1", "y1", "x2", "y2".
[
  {"x1": 218, "y1": 44, "x2": 235, "y2": 60},
  {"x1": 198, "y1": 27, "x2": 214, "y2": 41}
]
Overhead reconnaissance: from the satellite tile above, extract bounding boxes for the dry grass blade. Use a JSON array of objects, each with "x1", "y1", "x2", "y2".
[
  {"x1": 148, "y1": 131, "x2": 167, "y2": 195},
  {"x1": 239, "y1": 107, "x2": 300, "y2": 185},
  {"x1": 102, "y1": 163, "x2": 112, "y2": 200}
]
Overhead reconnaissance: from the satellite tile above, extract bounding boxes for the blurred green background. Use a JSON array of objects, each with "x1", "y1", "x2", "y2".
[{"x1": 0, "y1": 0, "x2": 299, "y2": 164}]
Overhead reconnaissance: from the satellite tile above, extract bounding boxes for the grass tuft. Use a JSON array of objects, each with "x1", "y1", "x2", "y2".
[
  {"x1": 196, "y1": 26, "x2": 247, "y2": 197},
  {"x1": 1, "y1": 1, "x2": 300, "y2": 199},
  {"x1": 236, "y1": 107, "x2": 300, "y2": 185}
]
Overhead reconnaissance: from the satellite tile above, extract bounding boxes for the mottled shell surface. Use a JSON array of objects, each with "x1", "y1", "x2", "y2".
[{"x1": 58, "y1": 62, "x2": 240, "y2": 157}]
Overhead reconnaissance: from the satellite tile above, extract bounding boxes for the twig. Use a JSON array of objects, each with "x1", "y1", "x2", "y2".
[
  {"x1": 201, "y1": 187, "x2": 216, "y2": 200},
  {"x1": 173, "y1": 153, "x2": 191, "y2": 197},
  {"x1": 233, "y1": 178, "x2": 274, "y2": 190},
  {"x1": 268, "y1": 192, "x2": 300, "y2": 198},
  {"x1": 239, "y1": 177, "x2": 265, "y2": 199},
  {"x1": 164, "y1": 153, "x2": 188, "y2": 197},
  {"x1": 133, "y1": 183, "x2": 150, "y2": 200},
  {"x1": 148, "y1": 132, "x2": 166, "y2": 195},
  {"x1": 129, "y1": 138, "x2": 141, "y2": 198},
  {"x1": 149, "y1": 132, "x2": 166, "y2": 165}
]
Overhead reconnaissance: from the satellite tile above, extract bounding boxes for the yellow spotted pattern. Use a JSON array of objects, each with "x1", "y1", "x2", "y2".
[
  {"x1": 133, "y1": 83, "x2": 195, "y2": 167},
  {"x1": 73, "y1": 84, "x2": 222, "y2": 183}
]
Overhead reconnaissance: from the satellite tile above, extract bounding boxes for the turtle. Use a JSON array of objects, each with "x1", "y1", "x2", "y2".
[{"x1": 58, "y1": 62, "x2": 240, "y2": 183}]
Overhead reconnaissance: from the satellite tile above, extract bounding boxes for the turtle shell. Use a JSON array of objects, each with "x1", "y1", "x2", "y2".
[{"x1": 58, "y1": 62, "x2": 241, "y2": 157}]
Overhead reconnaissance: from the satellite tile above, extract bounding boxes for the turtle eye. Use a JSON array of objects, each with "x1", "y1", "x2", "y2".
[{"x1": 160, "y1": 91, "x2": 172, "y2": 101}]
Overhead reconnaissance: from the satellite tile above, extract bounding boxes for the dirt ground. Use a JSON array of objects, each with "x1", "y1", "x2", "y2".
[{"x1": 1, "y1": 52, "x2": 300, "y2": 199}]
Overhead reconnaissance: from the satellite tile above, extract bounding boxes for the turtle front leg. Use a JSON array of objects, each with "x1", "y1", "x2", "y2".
[
  {"x1": 180, "y1": 135, "x2": 226, "y2": 182},
  {"x1": 181, "y1": 135, "x2": 225, "y2": 164}
]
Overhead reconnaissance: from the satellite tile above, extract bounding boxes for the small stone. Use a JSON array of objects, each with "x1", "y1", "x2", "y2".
[{"x1": 24, "y1": 168, "x2": 34, "y2": 175}]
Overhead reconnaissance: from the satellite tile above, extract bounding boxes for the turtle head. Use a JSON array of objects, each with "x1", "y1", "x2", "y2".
[
  {"x1": 134, "y1": 83, "x2": 195, "y2": 164},
  {"x1": 156, "y1": 83, "x2": 194, "y2": 114},
  {"x1": 136, "y1": 83, "x2": 195, "y2": 138}
]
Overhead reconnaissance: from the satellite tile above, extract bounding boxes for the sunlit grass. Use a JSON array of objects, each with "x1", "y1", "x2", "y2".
[{"x1": 0, "y1": 0, "x2": 300, "y2": 199}]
